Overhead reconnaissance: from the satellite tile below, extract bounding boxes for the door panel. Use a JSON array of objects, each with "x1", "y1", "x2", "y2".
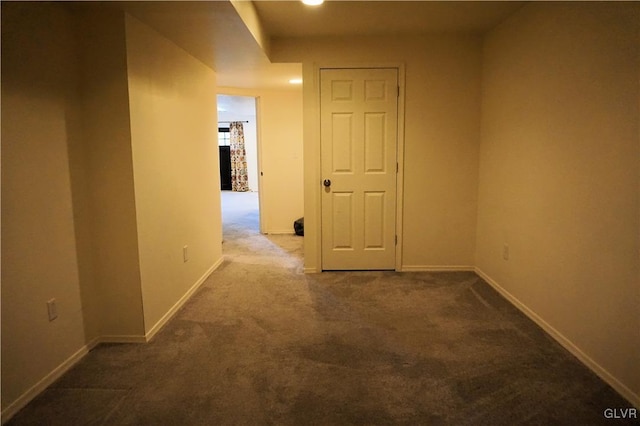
[
  {"x1": 321, "y1": 68, "x2": 398, "y2": 270},
  {"x1": 364, "y1": 191, "x2": 385, "y2": 249},
  {"x1": 364, "y1": 112, "x2": 387, "y2": 173},
  {"x1": 331, "y1": 191, "x2": 355, "y2": 250},
  {"x1": 332, "y1": 113, "x2": 354, "y2": 172}
]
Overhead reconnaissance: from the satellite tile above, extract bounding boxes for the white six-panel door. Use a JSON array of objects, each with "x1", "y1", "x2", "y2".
[{"x1": 320, "y1": 68, "x2": 398, "y2": 270}]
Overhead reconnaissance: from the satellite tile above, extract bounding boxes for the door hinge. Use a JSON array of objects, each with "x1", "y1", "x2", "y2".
[
  {"x1": 395, "y1": 235, "x2": 398, "y2": 246},
  {"x1": 397, "y1": 86, "x2": 400, "y2": 97},
  {"x1": 396, "y1": 162, "x2": 399, "y2": 173}
]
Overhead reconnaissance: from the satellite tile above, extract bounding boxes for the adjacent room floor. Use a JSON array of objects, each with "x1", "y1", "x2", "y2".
[{"x1": 6, "y1": 191, "x2": 634, "y2": 425}]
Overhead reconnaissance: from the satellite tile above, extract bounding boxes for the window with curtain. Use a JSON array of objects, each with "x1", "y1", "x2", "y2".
[{"x1": 229, "y1": 122, "x2": 249, "y2": 192}]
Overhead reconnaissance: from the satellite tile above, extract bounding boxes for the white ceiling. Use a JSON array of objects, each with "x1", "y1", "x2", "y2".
[
  {"x1": 109, "y1": 1, "x2": 526, "y2": 90},
  {"x1": 253, "y1": 1, "x2": 526, "y2": 38}
]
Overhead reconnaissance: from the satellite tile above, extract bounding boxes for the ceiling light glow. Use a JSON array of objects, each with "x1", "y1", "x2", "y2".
[
  {"x1": 289, "y1": 78, "x2": 303, "y2": 85},
  {"x1": 301, "y1": 0, "x2": 324, "y2": 5}
]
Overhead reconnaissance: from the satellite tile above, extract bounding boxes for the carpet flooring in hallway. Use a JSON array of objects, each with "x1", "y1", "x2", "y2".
[{"x1": 6, "y1": 192, "x2": 636, "y2": 425}]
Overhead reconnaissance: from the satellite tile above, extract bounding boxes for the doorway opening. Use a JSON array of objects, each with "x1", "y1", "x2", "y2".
[{"x1": 217, "y1": 94, "x2": 262, "y2": 239}]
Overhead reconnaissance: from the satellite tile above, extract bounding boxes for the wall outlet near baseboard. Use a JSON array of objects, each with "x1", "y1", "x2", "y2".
[
  {"x1": 503, "y1": 243, "x2": 510, "y2": 261},
  {"x1": 183, "y1": 245, "x2": 189, "y2": 263},
  {"x1": 47, "y1": 299, "x2": 58, "y2": 321}
]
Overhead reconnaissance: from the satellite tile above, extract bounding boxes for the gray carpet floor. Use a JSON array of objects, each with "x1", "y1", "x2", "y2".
[{"x1": 6, "y1": 191, "x2": 636, "y2": 425}]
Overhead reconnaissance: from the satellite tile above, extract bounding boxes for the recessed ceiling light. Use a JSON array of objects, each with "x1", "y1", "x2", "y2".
[
  {"x1": 289, "y1": 78, "x2": 303, "y2": 85},
  {"x1": 301, "y1": 0, "x2": 324, "y2": 5}
]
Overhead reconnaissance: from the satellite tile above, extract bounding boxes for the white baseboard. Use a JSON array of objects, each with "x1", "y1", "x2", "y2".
[
  {"x1": 474, "y1": 267, "x2": 640, "y2": 409},
  {"x1": 145, "y1": 256, "x2": 224, "y2": 341},
  {"x1": 97, "y1": 335, "x2": 148, "y2": 344},
  {"x1": 264, "y1": 230, "x2": 296, "y2": 235},
  {"x1": 400, "y1": 265, "x2": 475, "y2": 272},
  {"x1": 304, "y1": 265, "x2": 475, "y2": 273},
  {"x1": 1, "y1": 344, "x2": 90, "y2": 424}
]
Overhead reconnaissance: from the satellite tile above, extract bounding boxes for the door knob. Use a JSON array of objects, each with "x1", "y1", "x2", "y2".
[{"x1": 323, "y1": 179, "x2": 331, "y2": 187}]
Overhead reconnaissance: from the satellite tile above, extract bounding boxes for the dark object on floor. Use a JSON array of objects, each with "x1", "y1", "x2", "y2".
[{"x1": 294, "y1": 217, "x2": 304, "y2": 236}]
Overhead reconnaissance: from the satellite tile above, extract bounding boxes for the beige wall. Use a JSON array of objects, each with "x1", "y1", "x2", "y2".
[
  {"x1": 125, "y1": 15, "x2": 223, "y2": 335},
  {"x1": 79, "y1": 9, "x2": 145, "y2": 341},
  {"x1": 272, "y1": 35, "x2": 482, "y2": 271},
  {"x1": 476, "y1": 2, "x2": 639, "y2": 403},
  {"x1": 259, "y1": 89, "x2": 304, "y2": 233},
  {"x1": 1, "y1": 2, "x2": 89, "y2": 412},
  {"x1": 218, "y1": 87, "x2": 304, "y2": 234}
]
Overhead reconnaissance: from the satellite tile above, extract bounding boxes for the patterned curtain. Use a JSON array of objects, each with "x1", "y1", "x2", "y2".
[{"x1": 229, "y1": 122, "x2": 249, "y2": 192}]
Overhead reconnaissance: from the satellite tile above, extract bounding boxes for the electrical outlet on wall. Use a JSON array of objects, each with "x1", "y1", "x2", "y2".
[
  {"x1": 183, "y1": 245, "x2": 189, "y2": 263},
  {"x1": 47, "y1": 299, "x2": 58, "y2": 321},
  {"x1": 503, "y1": 243, "x2": 510, "y2": 261}
]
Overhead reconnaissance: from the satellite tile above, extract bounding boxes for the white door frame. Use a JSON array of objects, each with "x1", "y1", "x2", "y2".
[
  {"x1": 254, "y1": 96, "x2": 265, "y2": 234},
  {"x1": 305, "y1": 63, "x2": 406, "y2": 272}
]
